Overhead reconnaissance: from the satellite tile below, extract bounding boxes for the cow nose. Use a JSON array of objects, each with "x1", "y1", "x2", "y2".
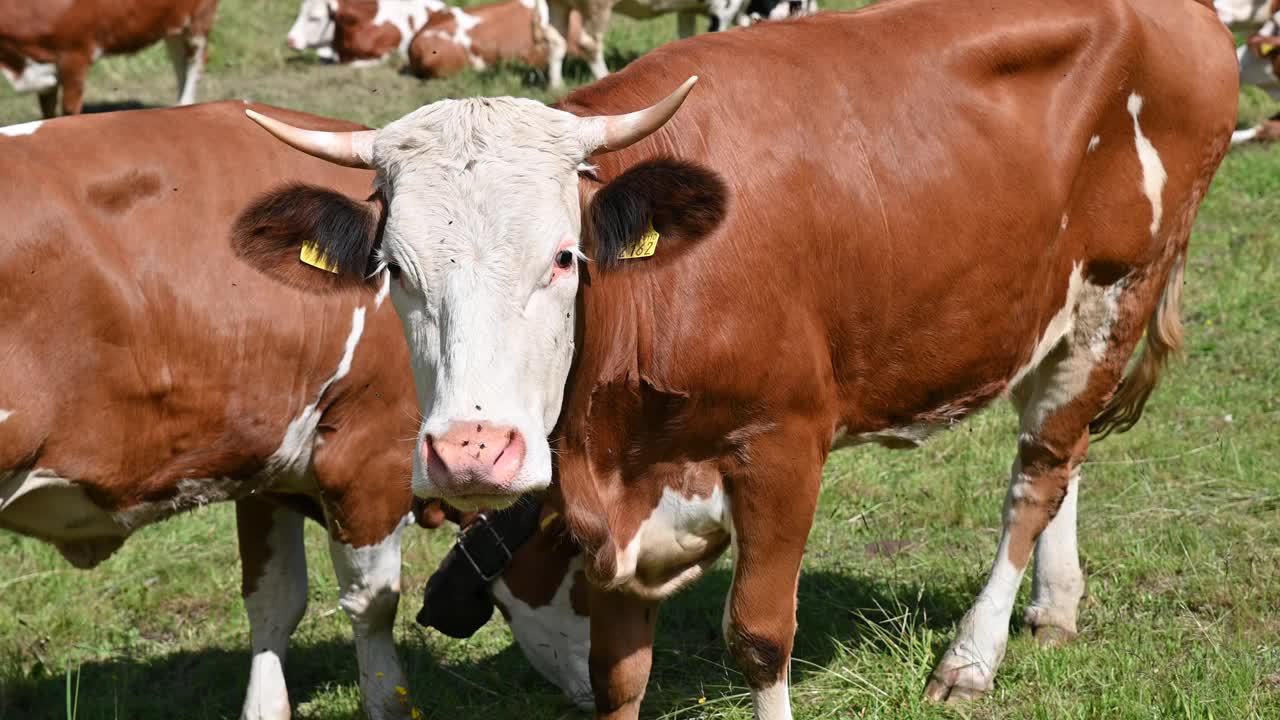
[
  {"x1": 422, "y1": 422, "x2": 526, "y2": 491},
  {"x1": 286, "y1": 37, "x2": 301, "y2": 50}
]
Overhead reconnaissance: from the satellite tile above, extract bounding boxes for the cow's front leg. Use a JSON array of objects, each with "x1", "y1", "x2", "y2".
[
  {"x1": 589, "y1": 588, "x2": 660, "y2": 720},
  {"x1": 541, "y1": 0, "x2": 571, "y2": 90},
  {"x1": 723, "y1": 433, "x2": 822, "y2": 720},
  {"x1": 56, "y1": 51, "x2": 90, "y2": 115},
  {"x1": 37, "y1": 87, "x2": 58, "y2": 119},
  {"x1": 581, "y1": 2, "x2": 612, "y2": 80},
  {"x1": 237, "y1": 498, "x2": 309, "y2": 720},
  {"x1": 327, "y1": 514, "x2": 414, "y2": 720},
  {"x1": 1024, "y1": 469, "x2": 1085, "y2": 646}
]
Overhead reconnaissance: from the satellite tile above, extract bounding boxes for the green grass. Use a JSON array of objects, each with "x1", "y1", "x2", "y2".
[{"x1": 2, "y1": 1, "x2": 1279, "y2": 718}]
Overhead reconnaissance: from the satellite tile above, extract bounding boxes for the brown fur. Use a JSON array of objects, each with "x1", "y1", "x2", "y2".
[{"x1": 406, "y1": 0, "x2": 585, "y2": 80}]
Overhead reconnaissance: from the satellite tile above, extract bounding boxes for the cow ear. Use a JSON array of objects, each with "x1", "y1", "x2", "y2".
[
  {"x1": 585, "y1": 158, "x2": 728, "y2": 271},
  {"x1": 232, "y1": 183, "x2": 384, "y2": 292}
]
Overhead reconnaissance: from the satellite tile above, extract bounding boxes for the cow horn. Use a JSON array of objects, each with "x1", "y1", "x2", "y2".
[
  {"x1": 245, "y1": 109, "x2": 375, "y2": 169},
  {"x1": 580, "y1": 76, "x2": 698, "y2": 156}
]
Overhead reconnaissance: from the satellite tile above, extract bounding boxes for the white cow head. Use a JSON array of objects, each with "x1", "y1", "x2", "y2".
[
  {"x1": 287, "y1": 0, "x2": 337, "y2": 53},
  {"x1": 235, "y1": 79, "x2": 717, "y2": 509}
]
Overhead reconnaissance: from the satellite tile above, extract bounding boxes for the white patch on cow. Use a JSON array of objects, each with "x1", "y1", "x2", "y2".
[
  {"x1": 177, "y1": 36, "x2": 207, "y2": 106},
  {"x1": 1010, "y1": 262, "x2": 1084, "y2": 390},
  {"x1": 1088, "y1": 281, "x2": 1125, "y2": 359},
  {"x1": 242, "y1": 508, "x2": 308, "y2": 720},
  {"x1": 373, "y1": 0, "x2": 440, "y2": 57},
  {"x1": 0, "y1": 468, "x2": 126, "y2": 567},
  {"x1": 328, "y1": 514, "x2": 412, "y2": 718},
  {"x1": 1232, "y1": 126, "x2": 1262, "y2": 145},
  {"x1": 612, "y1": 483, "x2": 731, "y2": 598},
  {"x1": 1087, "y1": 135, "x2": 1100, "y2": 152},
  {"x1": 519, "y1": 0, "x2": 536, "y2": 7},
  {"x1": 492, "y1": 558, "x2": 593, "y2": 710},
  {"x1": 753, "y1": 680, "x2": 793, "y2": 720},
  {"x1": 1060, "y1": 214, "x2": 1069, "y2": 232},
  {"x1": 0, "y1": 57, "x2": 57, "y2": 94},
  {"x1": 0, "y1": 120, "x2": 42, "y2": 137},
  {"x1": 375, "y1": 270, "x2": 391, "y2": 309},
  {"x1": 267, "y1": 306, "x2": 366, "y2": 480},
  {"x1": 1024, "y1": 470, "x2": 1084, "y2": 635},
  {"x1": 0, "y1": 409, "x2": 11, "y2": 422},
  {"x1": 440, "y1": 7, "x2": 487, "y2": 70},
  {"x1": 1127, "y1": 94, "x2": 1167, "y2": 237}
]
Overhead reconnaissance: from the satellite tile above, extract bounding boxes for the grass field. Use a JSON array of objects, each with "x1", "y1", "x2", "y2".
[{"x1": 2, "y1": 1, "x2": 1279, "y2": 719}]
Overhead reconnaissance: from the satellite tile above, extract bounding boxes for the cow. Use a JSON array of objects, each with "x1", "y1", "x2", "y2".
[
  {"x1": 0, "y1": 0, "x2": 217, "y2": 118},
  {"x1": 534, "y1": 0, "x2": 807, "y2": 90},
  {"x1": 286, "y1": 0, "x2": 338, "y2": 61},
  {"x1": 233, "y1": 0, "x2": 1238, "y2": 716},
  {"x1": 331, "y1": 0, "x2": 445, "y2": 65},
  {"x1": 1222, "y1": 0, "x2": 1280, "y2": 143},
  {"x1": 407, "y1": 0, "x2": 585, "y2": 80},
  {"x1": 0, "y1": 101, "x2": 432, "y2": 720}
]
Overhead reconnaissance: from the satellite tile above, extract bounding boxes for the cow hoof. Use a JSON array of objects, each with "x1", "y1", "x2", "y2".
[
  {"x1": 1031, "y1": 624, "x2": 1077, "y2": 648},
  {"x1": 924, "y1": 653, "x2": 994, "y2": 703}
]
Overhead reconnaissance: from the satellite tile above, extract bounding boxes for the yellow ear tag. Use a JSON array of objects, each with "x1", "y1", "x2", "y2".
[
  {"x1": 1263, "y1": 42, "x2": 1277, "y2": 56},
  {"x1": 540, "y1": 511, "x2": 560, "y2": 531},
  {"x1": 618, "y1": 224, "x2": 659, "y2": 260},
  {"x1": 300, "y1": 241, "x2": 339, "y2": 273}
]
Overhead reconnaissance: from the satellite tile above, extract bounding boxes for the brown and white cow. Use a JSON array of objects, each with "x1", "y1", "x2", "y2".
[
  {"x1": 0, "y1": 102, "x2": 436, "y2": 720},
  {"x1": 0, "y1": 0, "x2": 217, "y2": 118},
  {"x1": 330, "y1": 0, "x2": 445, "y2": 65},
  {"x1": 407, "y1": 0, "x2": 584, "y2": 80},
  {"x1": 535, "y1": 0, "x2": 813, "y2": 90},
  {"x1": 234, "y1": 0, "x2": 1238, "y2": 716}
]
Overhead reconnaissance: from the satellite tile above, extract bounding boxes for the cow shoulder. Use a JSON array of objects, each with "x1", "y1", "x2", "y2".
[
  {"x1": 585, "y1": 157, "x2": 728, "y2": 270},
  {"x1": 232, "y1": 183, "x2": 384, "y2": 292}
]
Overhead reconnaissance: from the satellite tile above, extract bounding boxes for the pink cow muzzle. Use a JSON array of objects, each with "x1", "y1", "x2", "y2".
[{"x1": 423, "y1": 421, "x2": 527, "y2": 495}]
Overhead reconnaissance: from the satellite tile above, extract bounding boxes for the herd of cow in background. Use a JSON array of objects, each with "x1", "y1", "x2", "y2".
[{"x1": 0, "y1": 2, "x2": 1262, "y2": 720}]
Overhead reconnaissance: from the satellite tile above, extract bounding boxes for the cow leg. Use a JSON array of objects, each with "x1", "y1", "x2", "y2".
[
  {"x1": 327, "y1": 514, "x2": 413, "y2": 720},
  {"x1": 37, "y1": 87, "x2": 59, "y2": 119},
  {"x1": 588, "y1": 588, "x2": 660, "y2": 719},
  {"x1": 1024, "y1": 467, "x2": 1084, "y2": 646},
  {"x1": 165, "y1": 32, "x2": 207, "y2": 106},
  {"x1": 676, "y1": 11, "x2": 698, "y2": 38},
  {"x1": 581, "y1": 3, "x2": 612, "y2": 80},
  {"x1": 542, "y1": 0, "x2": 571, "y2": 90},
  {"x1": 237, "y1": 498, "x2": 309, "y2": 720},
  {"x1": 722, "y1": 432, "x2": 822, "y2": 720},
  {"x1": 56, "y1": 52, "x2": 90, "y2": 115},
  {"x1": 926, "y1": 264, "x2": 1169, "y2": 701}
]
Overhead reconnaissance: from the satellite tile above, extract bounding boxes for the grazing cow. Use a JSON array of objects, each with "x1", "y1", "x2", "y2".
[
  {"x1": 286, "y1": 0, "x2": 338, "y2": 60},
  {"x1": 0, "y1": 0, "x2": 217, "y2": 118},
  {"x1": 535, "y1": 0, "x2": 807, "y2": 89},
  {"x1": 407, "y1": 0, "x2": 585, "y2": 79},
  {"x1": 0, "y1": 102, "x2": 435, "y2": 720},
  {"x1": 234, "y1": 0, "x2": 1237, "y2": 716},
  {"x1": 331, "y1": 0, "x2": 445, "y2": 64}
]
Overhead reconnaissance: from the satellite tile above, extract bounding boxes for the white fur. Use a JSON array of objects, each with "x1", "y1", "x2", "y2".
[
  {"x1": 328, "y1": 514, "x2": 413, "y2": 720},
  {"x1": 373, "y1": 0, "x2": 444, "y2": 57},
  {"x1": 1127, "y1": 94, "x2": 1167, "y2": 237},
  {"x1": 287, "y1": 0, "x2": 336, "y2": 53},
  {"x1": 1024, "y1": 470, "x2": 1084, "y2": 635},
  {"x1": 375, "y1": 270, "x2": 391, "y2": 309},
  {"x1": 242, "y1": 507, "x2": 309, "y2": 720},
  {"x1": 1010, "y1": 262, "x2": 1084, "y2": 390},
  {"x1": 0, "y1": 409, "x2": 11, "y2": 422},
  {"x1": 492, "y1": 558, "x2": 593, "y2": 710},
  {"x1": 178, "y1": 36, "x2": 206, "y2": 105},
  {"x1": 0, "y1": 121, "x2": 41, "y2": 137},
  {"x1": 612, "y1": 484, "x2": 731, "y2": 597},
  {"x1": 1232, "y1": 125, "x2": 1262, "y2": 144},
  {"x1": 267, "y1": 306, "x2": 366, "y2": 481},
  {"x1": 0, "y1": 57, "x2": 57, "y2": 94},
  {"x1": 1215, "y1": 0, "x2": 1272, "y2": 30},
  {"x1": 752, "y1": 680, "x2": 793, "y2": 720},
  {"x1": 373, "y1": 98, "x2": 589, "y2": 501}
]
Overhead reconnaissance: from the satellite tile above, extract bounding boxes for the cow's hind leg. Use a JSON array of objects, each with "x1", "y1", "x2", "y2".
[
  {"x1": 238, "y1": 498, "x2": 309, "y2": 720},
  {"x1": 588, "y1": 589, "x2": 660, "y2": 719},
  {"x1": 541, "y1": 0, "x2": 571, "y2": 90},
  {"x1": 165, "y1": 32, "x2": 206, "y2": 106},
  {"x1": 37, "y1": 87, "x2": 58, "y2": 119},
  {"x1": 926, "y1": 260, "x2": 1182, "y2": 701}
]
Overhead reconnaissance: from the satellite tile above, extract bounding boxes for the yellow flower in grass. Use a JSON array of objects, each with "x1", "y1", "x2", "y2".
[
  {"x1": 396, "y1": 686, "x2": 409, "y2": 697},
  {"x1": 411, "y1": 709, "x2": 422, "y2": 719}
]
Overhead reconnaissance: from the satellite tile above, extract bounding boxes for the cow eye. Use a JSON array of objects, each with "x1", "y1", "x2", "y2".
[
  {"x1": 554, "y1": 250, "x2": 575, "y2": 270},
  {"x1": 386, "y1": 261, "x2": 402, "y2": 280}
]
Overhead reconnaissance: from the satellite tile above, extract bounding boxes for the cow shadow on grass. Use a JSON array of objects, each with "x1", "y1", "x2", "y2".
[
  {"x1": 82, "y1": 100, "x2": 158, "y2": 114},
  {"x1": 0, "y1": 570, "x2": 978, "y2": 719}
]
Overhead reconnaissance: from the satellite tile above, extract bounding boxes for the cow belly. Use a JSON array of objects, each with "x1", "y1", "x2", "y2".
[
  {"x1": 0, "y1": 58, "x2": 57, "y2": 94},
  {"x1": 0, "y1": 468, "x2": 127, "y2": 567}
]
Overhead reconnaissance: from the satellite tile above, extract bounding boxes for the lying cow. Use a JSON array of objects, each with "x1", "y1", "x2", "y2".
[
  {"x1": 0, "y1": 0, "x2": 217, "y2": 118},
  {"x1": 235, "y1": 0, "x2": 1236, "y2": 716},
  {"x1": 0, "y1": 102, "x2": 431, "y2": 720},
  {"x1": 535, "y1": 0, "x2": 810, "y2": 89},
  {"x1": 332, "y1": 0, "x2": 445, "y2": 64},
  {"x1": 407, "y1": 0, "x2": 585, "y2": 79}
]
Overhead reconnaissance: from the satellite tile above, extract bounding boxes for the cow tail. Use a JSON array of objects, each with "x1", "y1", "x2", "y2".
[{"x1": 1090, "y1": 257, "x2": 1185, "y2": 439}]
